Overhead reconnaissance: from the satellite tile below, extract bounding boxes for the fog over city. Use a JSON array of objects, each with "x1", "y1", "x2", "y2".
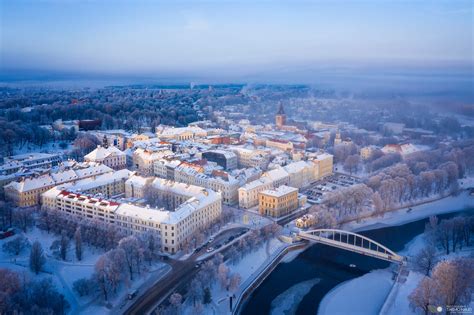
[{"x1": 0, "y1": 1, "x2": 473, "y2": 315}]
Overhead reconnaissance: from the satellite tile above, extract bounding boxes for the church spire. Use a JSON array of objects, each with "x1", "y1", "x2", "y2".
[{"x1": 277, "y1": 102, "x2": 285, "y2": 115}]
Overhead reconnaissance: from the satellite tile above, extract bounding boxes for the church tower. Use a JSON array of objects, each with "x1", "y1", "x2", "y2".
[
  {"x1": 275, "y1": 102, "x2": 286, "y2": 128},
  {"x1": 334, "y1": 130, "x2": 342, "y2": 145},
  {"x1": 102, "y1": 135, "x2": 109, "y2": 148}
]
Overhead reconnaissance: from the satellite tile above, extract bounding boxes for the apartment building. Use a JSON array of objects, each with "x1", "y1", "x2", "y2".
[
  {"x1": 42, "y1": 182, "x2": 222, "y2": 254},
  {"x1": 4, "y1": 162, "x2": 113, "y2": 207}
]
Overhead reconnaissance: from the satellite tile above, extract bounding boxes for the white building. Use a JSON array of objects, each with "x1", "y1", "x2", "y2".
[
  {"x1": 238, "y1": 177, "x2": 273, "y2": 208},
  {"x1": 42, "y1": 181, "x2": 222, "y2": 254},
  {"x1": 84, "y1": 145, "x2": 126, "y2": 170}
]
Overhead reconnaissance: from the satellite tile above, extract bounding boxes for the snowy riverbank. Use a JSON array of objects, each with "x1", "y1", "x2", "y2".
[
  {"x1": 318, "y1": 191, "x2": 474, "y2": 315},
  {"x1": 346, "y1": 191, "x2": 474, "y2": 233}
]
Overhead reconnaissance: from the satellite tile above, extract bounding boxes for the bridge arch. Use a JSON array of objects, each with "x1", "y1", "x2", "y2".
[{"x1": 298, "y1": 229, "x2": 404, "y2": 264}]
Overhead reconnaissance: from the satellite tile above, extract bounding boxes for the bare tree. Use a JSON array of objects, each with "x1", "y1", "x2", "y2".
[
  {"x1": 218, "y1": 263, "x2": 230, "y2": 290},
  {"x1": 413, "y1": 245, "x2": 438, "y2": 276},
  {"x1": 344, "y1": 154, "x2": 360, "y2": 175},
  {"x1": 408, "y1": 277, "x2": 438, "y2": 315},
  {"x1": 229, "y1": 273, "x2": 242, "y2": 293},
  {"x1": 431, "y1": 258, "x2": 474, "y2": 307},
  {"x1": 29, "y1": 241, "x2": 45, "y2": 275}
]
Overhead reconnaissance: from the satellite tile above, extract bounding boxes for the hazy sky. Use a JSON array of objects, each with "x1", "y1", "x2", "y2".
[{"x1": 1, "y1": 0, "x2": 473, "y2": 82}]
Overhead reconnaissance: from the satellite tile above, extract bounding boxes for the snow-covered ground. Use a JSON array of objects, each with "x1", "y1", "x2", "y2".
[
  {"x1": 13, "y1": 141, "x2": 73, "y2": 156},
  {"x1": 0, "y1": 227, "x2": 169, "y2": 315}
]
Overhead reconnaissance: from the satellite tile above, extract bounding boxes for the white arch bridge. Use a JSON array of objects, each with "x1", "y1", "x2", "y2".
[{"x1": 298, "y1": 229, "x2": 405, "y2": 264}]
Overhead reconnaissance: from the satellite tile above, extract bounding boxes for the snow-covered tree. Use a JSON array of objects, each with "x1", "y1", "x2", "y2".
[
  {"x1": 74, "y1": 227, "x2": 83, "y2": 261},
  {"x1": 29, "y1": 241, "x2": 45, "y2": 275},
  {"x1": 119, "y1": 235, "x2": 143, "y2": 280},
  {"x1": 2, "y1": 235, "x2": 29, "y2": 256},
  {"x1": 218, "y1": 263, "x2": 230, "y2": 290}
]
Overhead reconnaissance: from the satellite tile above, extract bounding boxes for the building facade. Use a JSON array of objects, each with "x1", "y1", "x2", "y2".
[{"x1": 258, "y1": 185, "x2": 298, "y2": 218}]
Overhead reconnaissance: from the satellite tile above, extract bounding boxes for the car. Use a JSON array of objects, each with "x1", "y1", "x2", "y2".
[
  {"x1": 195, "y1": 264, "x2": 201, "y2": 268},
  {"x1": 228, "y1": 236, "x2": 235, "y2": 242},
  {"x1": 128, "y1": 290, "x2": 138, "y2": 300},
  {"x1": 0, "y1": 228, "x2": 15, "y2": 240},
  {"x1": 206, "y1": 247, "x2": 214, "y2": 253},
  {"x1": 209, "y1": 237, "x2": 214, "y2": 242},
  {"x1": 215, "y1": 244, "x2": 222, "y2": 249}
]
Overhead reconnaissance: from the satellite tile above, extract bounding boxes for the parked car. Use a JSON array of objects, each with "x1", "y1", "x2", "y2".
[
  {"x1": 206, "y1": 247, "x2": 214, "y2": 253},
  {"x1": 128, "y1": 290, "x2": 138, "y2": 300},
  {"x1": 0, "y1": 228, "x2": 15, "y2": 240}
]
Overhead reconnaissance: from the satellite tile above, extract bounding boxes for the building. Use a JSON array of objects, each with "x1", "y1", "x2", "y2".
[
  {"x1": 90, "y1": 130, "x2": 130, "y2": 150},
  {"x1": 231, "y1": 147, "x2": 270, "y2": 170},
  {"x1": 310, "y1": 153, "x2": 333, "y2": 179},
  {"x1": 360, "y1": 145, "x2": 379, "y2": 160},
  {"x1": 133, "y1": 148, "x2": 173, "y2": 176},
  {"x1": 334, "y1": 130, "x2": 342, "y2": 145},
  {"x1": 174, "y1": 162, "x2": 241, "y2": 205},
  {"x1": 68, "y1": 169, "x2": 134, "y2": 198},
  {"x1": 156, "y1": 126, "x2": 207, "y2": 141},
  {"x1": 275, "y1": 103, "x2": 286, "y2": 128},
  {"x1": 202, "y1": 150, "x2": 237, "y2": 170},
  {"x1": 153, "y1": 159, "x2": 181, "y2": 180},
  {"x1": 266, "y1": 138, "x2": 293, "y2": 151},
  {"x1": 263, "y1": 167, "x2": 290, "y2": 187},
  {"x1": 238, "y1": 177, "x2": 273, "y2": 209},
  {"x1": 42, "y1": 182, "x2": 222, "y2": 254},
  {"x1": 258, "y1": 185, "x2": 298, "y2": 218},
  {"x1": 295, "y1": 214, "x2": 316, "y2": 229},
  {"x1": 4, "y1": 162, "x2": 113, "y2": 207},
  {"x1": 84, "y1": 145, "x2": 126, "y2": 170},
  {"x1": 124, "y1": 175, "x2": 154, "y2": 198},
  {"x1": 283, "y1": 161, "x2": 314, "y2": 189},
  {"x1": 0, "y1": 153, "x2": 62, "y2": 176}
]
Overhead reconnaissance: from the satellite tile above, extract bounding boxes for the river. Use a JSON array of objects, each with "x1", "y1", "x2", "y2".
[{"x1": 241, "y1": 208, "x2": 474, "y2": 315}]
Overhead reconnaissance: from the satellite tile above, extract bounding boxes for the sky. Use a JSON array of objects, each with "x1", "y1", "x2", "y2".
[{"x1": 0, "y1": 0, "x2": 473, "y2": 84}]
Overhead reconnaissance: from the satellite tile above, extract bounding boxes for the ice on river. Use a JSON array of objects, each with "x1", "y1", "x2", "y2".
[{"x1": 270, "y1": 278, "x2": 320, "y2": 315}]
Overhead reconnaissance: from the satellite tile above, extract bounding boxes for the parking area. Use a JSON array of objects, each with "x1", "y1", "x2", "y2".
[{"x1": 303, "y1": 173, "x2": 361, "y2": 204}]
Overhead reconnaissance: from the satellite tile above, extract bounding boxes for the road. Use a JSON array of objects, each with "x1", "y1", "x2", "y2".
[{"x1": 123, "y1": 226, "x2": 248, "y2": 315}]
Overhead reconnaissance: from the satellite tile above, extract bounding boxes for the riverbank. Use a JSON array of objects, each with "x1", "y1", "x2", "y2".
[
  {"x1": 318, "y1": 191, "x2": 474, "y2": 315},
  {"x1": 345, "y1": 191, "x2": 474, "y2": 233}
]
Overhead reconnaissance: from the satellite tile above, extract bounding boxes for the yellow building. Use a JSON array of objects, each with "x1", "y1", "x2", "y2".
[{"x1": 258, "y1": 185, "x2": 298, "y2": 218}]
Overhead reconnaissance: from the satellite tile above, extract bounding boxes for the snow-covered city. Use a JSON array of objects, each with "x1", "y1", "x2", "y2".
[{"x1": 1, "y1": 1, "x2": 473, "y2": 315}]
